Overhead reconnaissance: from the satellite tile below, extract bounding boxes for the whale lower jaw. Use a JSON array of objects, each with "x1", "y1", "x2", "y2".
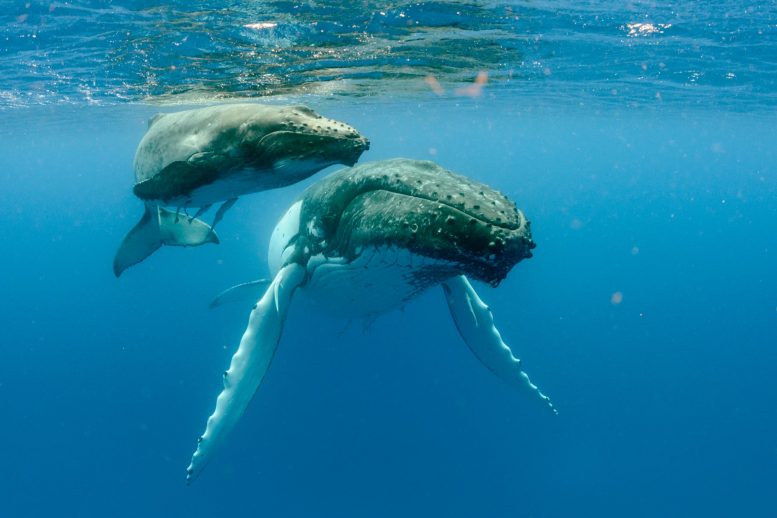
[{"x1": 302, "y1": 246, "x2": 459, "y2": 317}]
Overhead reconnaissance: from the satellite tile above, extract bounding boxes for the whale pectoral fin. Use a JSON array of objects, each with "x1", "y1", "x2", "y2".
[
  {"x1": 187, "y1": 263, "x2": 306, "y2": 483},
  {"x1": 157, "y1": 207, "x2": 220, "y2": 247},
  {"x1": 442, "y1": 275, "x2": 556, "y2": 414},
  {"x1": 211, "y1": 197, "x2": 238, "y2": 230},
  {"x1": 209, "y1": 279, "x2": 272, "y2": 309},
  {"x1": 113, "y1": 205, "x2": 163, "y2": 277},
  {"x1": 113, "y1": 206, "x2": 220, "y2": 277}
]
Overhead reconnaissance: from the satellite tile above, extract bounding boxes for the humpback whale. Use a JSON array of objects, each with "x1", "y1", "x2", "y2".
[
  {"x1": 187, "y1": 158, "x2": 555, "y2": 482},
  {"x1": 113, "y1": 103, "x2": 369, "y2": 277}
]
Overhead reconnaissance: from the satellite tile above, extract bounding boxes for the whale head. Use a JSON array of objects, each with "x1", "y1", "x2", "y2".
[
  {"x1": 238, "y1": 104, "x2": 370, "y2": 171},
  {"x1": 269, "y1": 159, "x2": 535, "y2": 287}
]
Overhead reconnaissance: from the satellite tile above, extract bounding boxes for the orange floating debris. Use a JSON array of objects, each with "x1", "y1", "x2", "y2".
[
  {"x1": 424, "y1": 75, "x2": 444, "y2": 95},
  {"x1": 455, "y1": 70, "x2": 488, "y2": 98}
]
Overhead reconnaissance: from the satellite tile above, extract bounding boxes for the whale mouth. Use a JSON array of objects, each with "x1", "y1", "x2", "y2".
[
  {"x1": 296, "y1": 158, "x2": 534, "y2": 286},
  {"x1": 329, "y1": 188, "x2": 534, "y2": 284}
]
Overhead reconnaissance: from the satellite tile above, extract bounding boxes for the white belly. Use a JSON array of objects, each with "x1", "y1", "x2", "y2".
[
  {"x1": 163, "y1": 158, "x2": 334, "y2": 208},
  {"x1": 180, "y1": 169, "x2": 267, "y2": 206},
  {"x1": 301, "y1": 247, "x2": 457, "y2": 317}
]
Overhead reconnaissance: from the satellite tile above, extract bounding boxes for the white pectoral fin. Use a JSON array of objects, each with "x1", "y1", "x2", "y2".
[
  {"x1": 113, "y1": 204, "x2": 163, "y2": 277},
  {"x1": 187, "y1": 263, "x2": 306, "y2": 483},
  {"x1": 114, "y1": 205, "x2": 220, "y2": 277},
  {"x1": 209, "y1": 279, "x2": 272, "y2": 309},
  {"x1": 442, "y1": 275, "x2": 556, "y2": 414},
  {"x1": 157, "y1": 207, "x2": 219, "y2": 247}
]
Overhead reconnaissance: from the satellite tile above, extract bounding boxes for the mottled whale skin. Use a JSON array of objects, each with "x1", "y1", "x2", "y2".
[
  {"x1": 113, "y1": 103, "x2": 369, "y2": 277},
  {"x1": 187, "y1": 159, "x2": 555, "y2": 482}
]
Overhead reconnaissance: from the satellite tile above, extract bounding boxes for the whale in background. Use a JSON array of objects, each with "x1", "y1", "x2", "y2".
[{"x1": 113, "y1": 103, "x2": 370, "y2": 277}]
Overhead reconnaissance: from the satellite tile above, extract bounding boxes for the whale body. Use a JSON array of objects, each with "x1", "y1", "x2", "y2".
[
  {"x1": 113, "y1": 103, "x2": 369, "y2": 277},
  {"x1": 187, "y1": 159, "x2": 555, "y2": 482}
]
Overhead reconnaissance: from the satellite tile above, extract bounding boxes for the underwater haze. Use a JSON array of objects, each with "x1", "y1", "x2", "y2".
[{"x1": 1, "y1": 1, "x2": 776, "y2": 517}]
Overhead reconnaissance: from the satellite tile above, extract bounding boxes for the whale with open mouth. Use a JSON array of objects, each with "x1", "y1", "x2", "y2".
[
  {"x1": 186, "y1": 158, "x2": 555, "y2": 482},
  {"x1": 113, "y1": 103, "x2": 369, "y2": 277}
]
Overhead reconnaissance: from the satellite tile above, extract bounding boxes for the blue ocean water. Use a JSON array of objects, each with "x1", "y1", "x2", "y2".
[{"x1": 1, "y1": 2, "x2": 776, "y2": 517}]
